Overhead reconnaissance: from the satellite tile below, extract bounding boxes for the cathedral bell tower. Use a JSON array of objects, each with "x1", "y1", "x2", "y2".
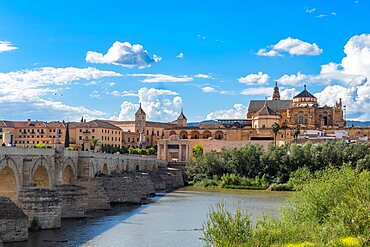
[
  {"x1": 272, "y1": 82, "x2": 280, "y2": 101},
  {"x1": 135, "y1": 103, "x2": 148, "y2": 147}
]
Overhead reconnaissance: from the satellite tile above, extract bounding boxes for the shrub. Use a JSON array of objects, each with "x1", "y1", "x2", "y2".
[
  {"x1": 287, "y1": 166, "x2": 312, "y2": 190},
  {"x1": 35, "y1": 143, "x2": 47, "y2": 148},
  {"x1": 202, "y1": 202, "x2": 252, "y2": 246}
]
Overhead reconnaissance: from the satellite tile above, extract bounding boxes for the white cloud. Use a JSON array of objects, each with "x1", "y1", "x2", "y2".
[
  {"x1": 0, "y1": 67, "x2": 121, "y2": 120},
  {"x1": 195, "y1": 73, "x2": 212, "y2": 79},
  {"x1": 115, "y1": 87, "x2": 182, "y2": 122},
  {"x1": 277, "y1": 72, "x2": 309, "y2": 86},
  {"x1": 240, "y1": 87, "x2": 274, "y2": 96},
  {"x1": 128, "y1": 73, "x2": 193, "y2": 83},
  {"x1": 239, "y1": 72, "x2": 270, "y2": 85},
  {"x1": 176, "y1": 52, "x2": 184, "y2": 59},
  {"x1": 202, "y1": 86, "x2": 216, "y2": 93},
  {"x1": 197, "y1": 34, "x2": 207, "y2": 40},
  {"x1": 306, "y1": 8, "x2": 316, "y2": 13},
  {"x1": 286, "y1": 34, "x2": 370, "y2": 120},
  {"x1": 0, "y1": 41, "x2": 18, "y2": 53},
  {"x1": 206, "y1": 104, "x2": 248, "y2": 120},
  {"x1": 280, "y1": 88, "x2": 298, "y2": 100},
  {"x1": 108, "y1": 90, "x2": 138, "y2": 97},
  {"x1": 86, "y1": 41, "x2": 161, "y2": 69},
  {"x1": 256, "y1": 49, "x2": 282, "y2": 57},
  {"x1": 89, "y1": 90, "x2": 100, "y2": 99},
  {"x1": 316, "y1": 14, "x2": 328, "y2": 18},
  {"x1": 107, "y1": 82, "x2": 115, "y2": 86},
  {"x1": 257, "y1": 37, "x2": 323, "y2": 57}
]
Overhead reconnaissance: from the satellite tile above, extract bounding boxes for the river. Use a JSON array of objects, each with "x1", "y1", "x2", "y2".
[{"x1": 7, "y1": 187, "x2": 291, "y2": 247}]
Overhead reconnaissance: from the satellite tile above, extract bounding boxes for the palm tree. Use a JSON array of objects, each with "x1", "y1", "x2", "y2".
[
  {"x1": 271, "y1": 122, "x2": 281, "y2": 146},
  {"x1": 91, "y1": 138, "x2": 101, "y2": 151},
  {"x1": 292, "y1": 125, "x2": 301, "y2": 144}
]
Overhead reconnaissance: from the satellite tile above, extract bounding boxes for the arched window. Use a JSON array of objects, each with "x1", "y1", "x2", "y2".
[{"x1": 299, "y1": 116, "x2": 304, "y2": 124}]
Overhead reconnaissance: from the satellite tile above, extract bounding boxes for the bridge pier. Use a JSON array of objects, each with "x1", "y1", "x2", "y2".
[
  {"x1": 18, "y1": 187, "x2": 62, "y2": 229},
  {"x1": 55, "y1": 185, "x2": 87, "y2": 218}
]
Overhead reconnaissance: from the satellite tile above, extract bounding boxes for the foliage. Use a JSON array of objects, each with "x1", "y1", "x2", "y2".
[
  {"x1": 272, "y1": 122, "x2": 281, "y2": 145},
  {"x1": 202, "y1": 202, "x2": 252, "y2": 247},
  {"x1": 35, "y1": 143, "x2": 47, "y2": 148},
  {"x1": 127, "y1": 147, "x2": 156, "y2": 155},
  {"x1": 192, "y1": 145, "x2": 204, "y2": 158},
  {"x1": 91, "y1": 138, "x2": 100, "y2": 149},
  {"x1": 292, "y1": 125, "x2": 301, "y2": 142},
  {"x1": 187, "y1": 142, "x2": 370, "y2": 188},
  {"x1": 288, "y1": 166, "x2": 312, "y2": 190},
  {"x1": 202, "y1": 166, "x2": 370, "y2": 246}
]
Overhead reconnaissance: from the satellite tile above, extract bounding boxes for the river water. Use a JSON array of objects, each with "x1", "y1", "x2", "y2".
[{"x1": 7, "y1": 187, "x2": 290, "y2": 247}]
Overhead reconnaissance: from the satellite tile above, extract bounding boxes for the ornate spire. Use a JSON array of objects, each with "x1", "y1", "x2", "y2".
[{"x1": 272, "y1": 81, "x2": 280, "y2": 101}]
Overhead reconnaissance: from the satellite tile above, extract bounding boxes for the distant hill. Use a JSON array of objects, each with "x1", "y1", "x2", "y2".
[
  {"x1": 188, "y1": 120, "x2": 218, "y2": 126},
  {"x1": 347, "y1": 121, "x2": 370, "y2": 128}
]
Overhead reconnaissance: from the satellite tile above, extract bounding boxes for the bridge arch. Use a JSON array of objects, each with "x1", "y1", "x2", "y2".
[
  {"x1": 101, "y1": 163, "x2": 109, "y2": 175},
  {"x1": 115, "y1": 164, "x2": 121, "y2": 173},
  {"x1": 31, "y1": 157, "x2": 52, "y2": 189},
  {"x1": 0, "y1": 157, "x2": 21, "y2": 203},
  {"x1": 62, "y1": 158, "x2": 76, "y2": 184}
]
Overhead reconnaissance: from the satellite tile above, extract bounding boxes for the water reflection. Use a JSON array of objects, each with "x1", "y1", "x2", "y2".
[{"x1": 6, "y1": 187, "x2": 290, "y2": 247}]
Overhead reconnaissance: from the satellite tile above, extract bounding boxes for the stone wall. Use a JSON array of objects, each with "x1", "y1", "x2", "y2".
[
  {"x1": 149, "y1": 168, "x2": 184, "y2": 190},
  {"x1": 0, "y1": 197, "x2": 28, "y2": 242},
  {"x1": 75, "y1": 179, "x2": 111, "y2": 211},
  {"x1": 55, "y1": 185, "x2": 87, "y2": 218},
  {"x1": 99, "y1": 174, "x2": 155, "y2": 204},
  {"x1": 18, "y1": 187, "x2": 62, "y2": 229}
]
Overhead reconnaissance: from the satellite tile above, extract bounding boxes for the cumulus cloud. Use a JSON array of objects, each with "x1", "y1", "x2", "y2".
[
  {"x1": 86, "y1": 41, "x2": 161, "y2": 69},
  {"x1": 108, "y1": 90, "x2": 138, "y2": 97},
  {"x1": 128, "y1": 73, "x2": 193, "y2": 83},
  {"x1": 0, "y1": 67, "x2": 121, "y2": 120},
  {"x1": 176, "y1": 52, "x2": 184, "y2": 59},
  {"x1": 277, "y1": 72, "x2": 309, "y2": 86},
  {"x1": 195, "y1": 73, "x2": 212, "y2": 79},
  {"x1": 289, "y1": 34, "x2": 370, "y2": 120},
  {"x1": 0, "y1": 41, "x2": 18, "y2": 53},
  {"x1": 257, "y1": 37, "x2": 323, "y2": 57},
  {"x1": 202, "y1": 86, "x2": 216, "y2": 93},
  {"x1": 115, "y1": 87, "x2": 183, "y2": 122},
  {"x1": 206, "y1": 104, "x2": 248, "y2": 120},
  {"x1": 239, "y1": 72, "x2": 270, "y2": 85}
]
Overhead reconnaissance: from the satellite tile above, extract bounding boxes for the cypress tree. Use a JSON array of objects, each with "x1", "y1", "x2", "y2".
[{"x1": 64, "y1": 123, "x2": 70, "y2": 148}]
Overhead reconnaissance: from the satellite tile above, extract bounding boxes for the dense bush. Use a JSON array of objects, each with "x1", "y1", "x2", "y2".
[
  {"x1": 187, "y1": 142, "x2": 370, "y2": 187},
  {"x1": 202, "y1": 166, "x2": 370, "y2": 246}
]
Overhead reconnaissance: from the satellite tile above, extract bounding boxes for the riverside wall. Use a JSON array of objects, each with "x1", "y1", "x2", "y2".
[{"x1": 0, "y1": 147, "x2": 184, "y2": 243}]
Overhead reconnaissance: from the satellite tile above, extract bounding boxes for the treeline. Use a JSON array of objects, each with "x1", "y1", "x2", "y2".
[
  {"x1": 101, "y1": 145, "x2": 156, "y2": 155},
  {"x1": 187, "y1": 142, "x2": 370, "y2": 185}
]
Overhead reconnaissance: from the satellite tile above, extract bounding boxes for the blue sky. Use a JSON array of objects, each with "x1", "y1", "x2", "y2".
[{"x1": 1, "y1": 0, "x2": 370, "y2": 122}]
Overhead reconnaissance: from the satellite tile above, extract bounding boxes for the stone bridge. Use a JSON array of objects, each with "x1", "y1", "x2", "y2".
[{"x1": 0, "y1": 147, "x2": 167, "y2": 204}]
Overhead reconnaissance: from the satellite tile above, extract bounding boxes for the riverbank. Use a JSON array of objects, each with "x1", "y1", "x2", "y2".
[{"x1": 5, "y1": 187, "x2": 290, "y2": 247}]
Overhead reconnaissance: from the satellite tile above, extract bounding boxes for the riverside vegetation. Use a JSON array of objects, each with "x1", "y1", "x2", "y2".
[
  {"x1": 192, "y1": 142, "x2": 370, "y2": 246},
  {"x1": 202, "y1": 166, "x2": 370, "y2": 246},
  {"x1": 187, "y1": 142, "x2": 370, "y2": 190}
]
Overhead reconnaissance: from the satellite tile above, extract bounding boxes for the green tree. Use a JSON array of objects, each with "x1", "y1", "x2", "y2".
[
  {"x1": 192, "y1": 145, "x2": 204, "y2": 158},
  {"x1": 91, "y1": 138, "x2": 100, "y2": 150},
  {"x1": 292, "y1": 125, "x2": 300, "y2": 143},
  {"x1": 35, "y1": 143, "x2": 47, "y2": 148},
  {"x1": 271, "y1": 122, "x2": 281, "y2": 146},
  {"x1": 64, "y1": 123, "x2": 70, "y2": 148}
]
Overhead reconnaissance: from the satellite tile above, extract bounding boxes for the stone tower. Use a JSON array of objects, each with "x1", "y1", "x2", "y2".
[
  {"x1": 272, "y1": 82, "x2": 280, "y2": 101},
  {"x1": 176, "y1": 108, "x2": 187, "y2": 127},
  {"x1": 135, "y1": 103, "x2": 148, "y2": 147}
]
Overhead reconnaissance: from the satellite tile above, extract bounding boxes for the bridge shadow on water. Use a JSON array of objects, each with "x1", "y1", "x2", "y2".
[{"x1": 5, "y1": 195, "x2": 164, "y2": 247}]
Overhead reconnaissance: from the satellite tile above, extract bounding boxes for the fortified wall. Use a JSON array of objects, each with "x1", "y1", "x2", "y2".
[{"x1": 0, "y1": 147, "x2": 184, "y2": 243}]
